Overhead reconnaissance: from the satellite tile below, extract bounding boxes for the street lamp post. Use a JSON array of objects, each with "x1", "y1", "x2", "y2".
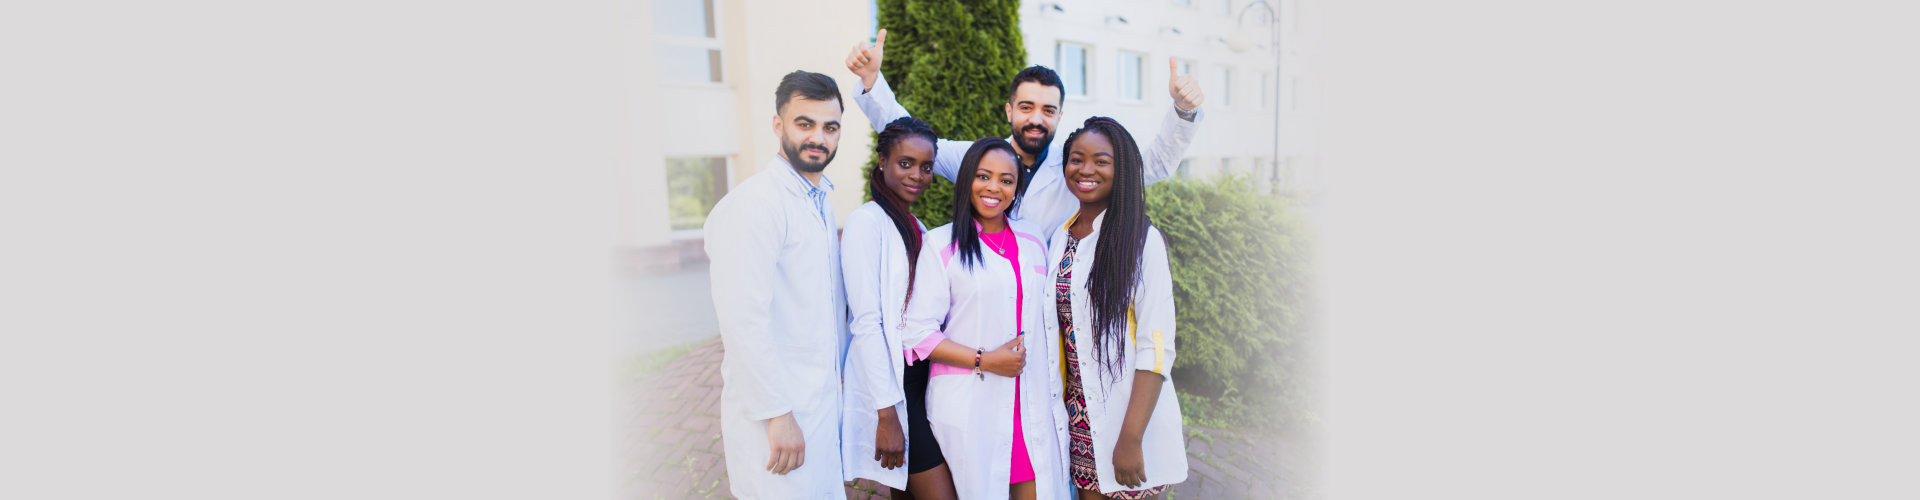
[{"x1": 1226, "y1": 0, "x2": 1283, "y2": 194}]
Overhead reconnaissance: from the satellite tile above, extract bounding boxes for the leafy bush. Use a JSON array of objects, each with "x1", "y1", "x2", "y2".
[
  {"x1": 868, "y1": 0, "x2": 1027, "y2": 228},
  {"x1": 1147, "y1": 176, "x2": 1316, "y2": 431}
]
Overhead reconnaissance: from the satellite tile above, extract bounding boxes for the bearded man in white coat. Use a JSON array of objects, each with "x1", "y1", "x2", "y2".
[
  {"x1": 703, "y1": 70, "x2": 851, "y2": 499},
  {"x1": 845, "y1": 29, "x2": 1206, "y2": 245}
]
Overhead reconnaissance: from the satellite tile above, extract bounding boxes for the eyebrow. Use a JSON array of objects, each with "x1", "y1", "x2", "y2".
[
  {"x1": 1015, "y1": 100, "x2": 1058, "y2": 110},
  {"x1": 791, "y1": 115, "x2": 841, "y2": 128}
]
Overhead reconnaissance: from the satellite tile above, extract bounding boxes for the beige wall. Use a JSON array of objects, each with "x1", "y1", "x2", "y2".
[
  {"x1": 728, "y1": 0, "x2": 876, "y2": 227},
  {"x1": 629, "y1": 0, "x2": 878, "y2": 251}
]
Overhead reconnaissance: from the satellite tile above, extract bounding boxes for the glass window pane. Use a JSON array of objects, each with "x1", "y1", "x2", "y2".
[
  {"x1": 1058, "y1": 44, "x2": 1087, "y2": 97},
  {"x1": 1218, "y1": 0, "x2": 1234, "y2": 16},
  {"x1": 658, "y1": 45, "x2": 722, "y2": 83},
  {"x1": 667, "y1": 157, "x2": 728, "y2": 231},
  {"x1": 1118, "y1": 53, "x2": 1141, "y2": 100},
  {"x1": 654, "y1": 0, "x2": 715, "y2": 38},
  {"x1": 1219, "y1": 67, "x2": 1233, "y2": 106}
]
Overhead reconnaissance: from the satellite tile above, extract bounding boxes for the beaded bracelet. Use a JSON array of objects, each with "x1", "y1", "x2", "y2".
[{"x1": 973, "y1": 348, "x2": 984, "y2": 380}]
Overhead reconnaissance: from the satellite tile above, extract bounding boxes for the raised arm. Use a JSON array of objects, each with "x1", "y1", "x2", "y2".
[
  {"x1": 839, "y1": 210, "x2": 904, "y2": 411},
  {"x1": 847, "y1": 28, "x2": 969, "y2": 182},
  {"x1": 1141, "y1": 58, "x2": 1208, "y2": 185}
]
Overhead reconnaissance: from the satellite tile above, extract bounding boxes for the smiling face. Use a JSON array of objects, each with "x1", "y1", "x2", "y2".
[
  {"x1": 1064, "y1": 129, "x2": 1116, "y2": 207},
  {"x1": 1004, "y1": 81, "x2": 1062, "y2": 158},
  {"x1": 970, "y1": 148, "x2": 1020, "y2": 222},
  {"x1": 878, "y1": 136, "x2": 934, "y2": 204},
  {"x1": 773, "y1": 94, "x2": 842, "y2": 173}
]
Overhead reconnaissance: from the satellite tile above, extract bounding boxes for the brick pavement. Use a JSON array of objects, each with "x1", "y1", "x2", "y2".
[{"x1": 625, "y1": 337, "x2": 1311, "y2": 499}]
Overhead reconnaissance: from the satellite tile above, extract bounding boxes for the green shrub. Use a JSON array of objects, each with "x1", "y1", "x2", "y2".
[
  {"x1": 866, "y1": 0, "x2": 1026, "y2": 228},
  {"x1": 1147, "y1": 176, "x2": 1316, "y2": 431}
]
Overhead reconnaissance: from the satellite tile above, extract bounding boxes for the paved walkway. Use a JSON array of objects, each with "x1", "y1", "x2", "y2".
[{"x1": 625, "y1": 337, "x2": 1308, "y2": 499}]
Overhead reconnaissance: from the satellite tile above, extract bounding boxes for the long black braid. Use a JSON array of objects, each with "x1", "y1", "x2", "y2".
[
  {"x1": 1062, "y1": 117, "x2": 1151, "y2": 381},
  {"x1": 868, "y1": 116, "x2": 938, "y2": 302}
]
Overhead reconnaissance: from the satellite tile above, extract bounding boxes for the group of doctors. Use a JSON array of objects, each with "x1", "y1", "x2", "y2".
[{"x1": 702, "y1": 29, "x2": 1207, "y2": 500}]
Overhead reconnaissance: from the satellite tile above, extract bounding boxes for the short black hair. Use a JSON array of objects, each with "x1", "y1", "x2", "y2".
[
  {"x1": 775, "y1": 70, "x2": 843, "y2": 113},
  {"x1": 1006, "y1": 65, "x2": 1065, "y2": 104}
]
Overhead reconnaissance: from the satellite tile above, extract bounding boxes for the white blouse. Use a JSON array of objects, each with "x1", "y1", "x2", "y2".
[
  {"x1": 900, "y1": 220, "x2": 1076, "y2": 500},
  {"x1": 838, "y1": 201, "x2": 924, "y2": 490},
  {"x1": 1043, "y1": 211, "x2": 1189, "y2": 494}
]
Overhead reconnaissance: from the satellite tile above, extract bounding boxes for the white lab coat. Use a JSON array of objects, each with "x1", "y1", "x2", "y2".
[
  {"x1": 900, "y1": 220, "x2": 1074, "y2": 500},
  {"x1": 838, "y1": 201, "x2": 926, "y2": 490},
  {"x1": 703, "y1": 158, "x2": 847, "y2": 499},
  {"x1": 853, "y1": 72, "x2": 1201, "y2": 244},
  {"x1": 1044, "y1": 212, "x2": 1188, "y2": 494}
]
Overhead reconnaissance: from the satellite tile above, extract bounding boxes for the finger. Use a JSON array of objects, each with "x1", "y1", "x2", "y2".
[
  {"x1": 766, "y1": 450, "x2": 777, "y2": 472},
  {"x1": 1168, "y1": 57, "x2": 1178, "y2": 82},
  {"x1": 790, "y1": 453, "x2": 804, "y2": 473},
  {"x1": 876, "y1": 28, "x2": 887, "y2": 49}
]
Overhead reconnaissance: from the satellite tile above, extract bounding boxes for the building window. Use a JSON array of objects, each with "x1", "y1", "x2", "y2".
[
  {"x1": 1057, "y1": 42, "x2": 1090, "y2": 98},
  {"x1": 1173, "y1": 0, "x2": 1192, "y2": 6},
  {"x1": 1176, "y1": 158, "x2": 1192, "y2": 179},
  {"x1": 1117, "y1": 51, "x2": 1144, "y2": 101},
  {"x1": 666, "y1": 156, "x2": 729, "y2": 231},
  {"x1": 1218, "y1": 67, "x2": 1233, "y2": 106},
  {"x1": 1218, "y1": 0, "x2": 1234, "y2": 16},
  {"x1": 655, "y1": 0, "x2": 723, "y2": 84},
  {"x1": 1288, "y1": 75, "x2": 1301, "y2": 110},
  {"x1": 1176, "y1": 59, "x2": 1195, "y2": 77},
  {"x1": 1260, "y1": 72, "x2": 1271, "y2": 108}
]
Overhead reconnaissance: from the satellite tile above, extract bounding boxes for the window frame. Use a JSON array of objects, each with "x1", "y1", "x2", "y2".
[
  {"x1": 1056, "y1": 41, "x2": 1095, "y2": 101},
  {"x1": 654, "y1": 0, "x2": 727, "y2": 87}
]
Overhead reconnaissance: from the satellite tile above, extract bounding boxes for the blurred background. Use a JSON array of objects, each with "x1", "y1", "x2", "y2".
[{"x1": 621, "y1": 0, "x2": 1323, "y2": 498}]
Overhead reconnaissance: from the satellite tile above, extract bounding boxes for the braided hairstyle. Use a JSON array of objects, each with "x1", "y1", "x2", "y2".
[
  {"x1": 867, "y1": 116, "x2": 938, "y2": 302},
  {"x1": 1062, "y1": 117, "x2": 1151, "y2": 380}
]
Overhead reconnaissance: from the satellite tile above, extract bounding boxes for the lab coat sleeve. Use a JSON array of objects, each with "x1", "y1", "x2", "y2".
[
  {"x1": 1139, "y1": 104, "x2": 1205, "y2": 186},
  {"x1": 1132, "y1": 229, "x2": 1177, "y2": 374},
  {"x1": 854, "y1": 72, "x2": 971, "y2": 183},
  {"x1": 898, "y1": 235, "x2": 952, "y2": 364},
  {"x1": 703, "y1": 194, "x2": 797, "y2": 421},
  {"x1": 840, "y1": 210, "x2": 905, "y2": 411}
]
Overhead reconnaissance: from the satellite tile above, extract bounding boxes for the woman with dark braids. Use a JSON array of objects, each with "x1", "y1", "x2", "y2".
[
  {"x1": 1044, "y1": 117, "x2": 1187, "y2": 499},
  {"x1": 899, "y1": 137, "x2": 1071, "y2": 500},
  {"x1": 840, "y1": 117, "x2": 976, "y2": 500}
]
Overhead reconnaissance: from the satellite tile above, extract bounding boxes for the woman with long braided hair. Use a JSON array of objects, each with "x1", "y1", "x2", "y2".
[
  {"x1": 840, "y1": 117, "x2": 969, "y2": 499},
  {"x1": 1045, "y1": 117, "x2": 1187, "y2": 499}
]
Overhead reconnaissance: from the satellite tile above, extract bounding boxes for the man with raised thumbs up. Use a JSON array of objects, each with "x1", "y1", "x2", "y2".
[{"x1": 845, "y1": 28, "x2": 1206, "y2": 242}]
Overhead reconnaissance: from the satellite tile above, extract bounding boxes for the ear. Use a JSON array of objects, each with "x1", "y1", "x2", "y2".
[
  {"x1": 1004, "y1": 101, "x2": 1014, "y2": 121},
  {"x1": 771, "y1": 113, "x2": 781, "y2": 134}
]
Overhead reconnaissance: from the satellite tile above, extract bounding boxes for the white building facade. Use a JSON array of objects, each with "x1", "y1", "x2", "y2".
[{"x1": 1019, "y1": 0, "x2": 1318, "y2": 192}]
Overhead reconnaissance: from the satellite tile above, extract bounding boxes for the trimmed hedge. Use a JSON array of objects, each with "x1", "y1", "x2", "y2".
[{"x1": 1147, "y1": 176, "x2": 1316, "y2": 431}]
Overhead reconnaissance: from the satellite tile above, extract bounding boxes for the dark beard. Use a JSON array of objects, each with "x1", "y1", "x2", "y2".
[
  {"x1": 1014, "y1": 124, "x2": 1052, "y2": 159},
  {"x1": 783, "y1": 140, "x2": 835, "y2": 173}
]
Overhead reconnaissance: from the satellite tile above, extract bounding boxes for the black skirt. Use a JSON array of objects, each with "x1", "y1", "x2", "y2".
[{"x1": 902, "y1": 357, "x2": 946, "y2": 474}]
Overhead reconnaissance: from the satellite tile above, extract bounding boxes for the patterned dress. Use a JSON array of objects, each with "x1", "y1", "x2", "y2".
[{"x1": 1057, "y1": 236, "x2": 1168, "y2": 499}]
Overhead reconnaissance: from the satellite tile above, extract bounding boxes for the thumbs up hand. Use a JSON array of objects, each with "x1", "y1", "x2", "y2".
[
  {"x1": 1169, "y1": 57, "x2": 1203, "y2": 114},
  {"x1": 846, "y1": 28, "x2": 887, "y2": 91}
]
